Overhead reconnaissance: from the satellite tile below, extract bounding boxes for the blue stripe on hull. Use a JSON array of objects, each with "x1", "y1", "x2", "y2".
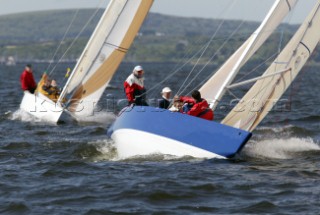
[{"x1": 107, "y1": 106, "x2": 252, "y2": 158}]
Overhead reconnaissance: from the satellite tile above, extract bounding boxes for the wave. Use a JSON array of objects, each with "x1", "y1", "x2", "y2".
[
  {"x1": 77, "y1": 139, "x2": 208, "y2": 163},
  {"x1": 73, "y1": 139, "x2": 118, "y2": 162},
  {"x1": 84, "y1": 135, "x2": 320, "y2": 162},
  {"x1": 255, "y1": 124, "x2": 315, "y2": 138},
  {"x1": 76, "y1": 111, "x2": 116, "y2": 125},
  {"x1": 9, "y1": 109, "x2": 43, "y2": 123},
  {"x1": 242, "y1": 137, "x2": 320, "y2": 159},
  {"x1": 294, "y1": 115, "x2": 320, "y2": 122},
  {"x1": 256, "y1": 125, "x2": 295, "y2": 133},
  {"x1": 8, "y1": 108, "x2": 116, "y2": 126},
  {"x1": 116, "y1": 154, "x2": 206, "y2": 163}
]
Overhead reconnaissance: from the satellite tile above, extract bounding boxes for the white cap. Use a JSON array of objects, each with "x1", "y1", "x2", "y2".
[
  {"x1": 162, "y1": 87, "x2": 172, "y2": 93},
  {"x1": 133, "y1": 65, "x2": 143, "y2": 73}
]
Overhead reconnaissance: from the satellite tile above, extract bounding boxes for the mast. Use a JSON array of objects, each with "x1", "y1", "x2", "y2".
[
  {"x1": 222, "y1": 0, "x2": 320, "y2": 132},
  {"x1": 58, "y1": 0, "x2": 154, "y2": 117},
  {"x1": 199, "y1": 0, "x2": 297, "y2": 109}
]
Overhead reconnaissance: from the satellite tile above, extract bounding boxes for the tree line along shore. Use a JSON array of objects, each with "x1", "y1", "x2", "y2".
[{"x1": 1, "y1": 9, "x2": 320, "y2": 65}]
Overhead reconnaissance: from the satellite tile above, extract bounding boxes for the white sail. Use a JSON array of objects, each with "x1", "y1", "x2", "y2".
[
  {"x1": 199, "y1": 0, "x2": 297, "y2": 109},
  {"x1": 222, "y1": 0, "x2": 320, "y2": 132},
  {"x1": 58, "y1": 0, "x2": 154, "y2": 117}
]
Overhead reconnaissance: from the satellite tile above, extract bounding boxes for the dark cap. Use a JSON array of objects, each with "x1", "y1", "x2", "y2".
[
  {"x1": 26, "y1": 64, "x2": 32, "y2": 68},
  {"x1": 191, "y1": 90, "x2": 201, "y2": 102}
]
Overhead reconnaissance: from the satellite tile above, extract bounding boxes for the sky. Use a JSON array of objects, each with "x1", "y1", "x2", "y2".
[{"x1": 0, "y1": 0, "x2": 318, "y2": 24}]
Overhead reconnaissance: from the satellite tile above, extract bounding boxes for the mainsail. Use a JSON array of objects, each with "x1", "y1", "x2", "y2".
[
  {"x1": 58, "y1": 0, "x2": 154, "y2": 117},
  {"x1": 199, "y1": 0, "x2": 297, "y2": 109},
  {"x1": 222, "y1": 0, "x2": 320, "y2": 132}
]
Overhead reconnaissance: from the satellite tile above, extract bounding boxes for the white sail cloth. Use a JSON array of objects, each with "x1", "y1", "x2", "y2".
[
  {"x1": 199, "y1": 0, "x2": 297, "y2": 109},
  {"x1": 222, "y1": 0, "x2": 320, "y2": 131},
  {"x1": 58, "y1": 0, "x2": 154, "y2": 117}
]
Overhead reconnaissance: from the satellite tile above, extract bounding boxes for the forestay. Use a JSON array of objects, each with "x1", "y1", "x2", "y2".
[
  {"x1": 222, "y1": 0, "x2": 320, "y2": 132},
  {"x1": 199, "y1": 0, "x2": 297, "y2": 109},
  {"x1": 58, "y1": 0, "x2": 154, "y2": 117}
]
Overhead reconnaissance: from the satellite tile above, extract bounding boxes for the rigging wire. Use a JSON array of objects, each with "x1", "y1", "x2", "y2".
[
  {"x1": 47, "y1": 9, "x2": 80, "y2": 76},
  {"x1": 192, "y1": 0, "x2": 298, "y2": 103},
  {"x1": 175, "y1": 20, "x2": 228, "y2": 96},
  {"x1": 146, "y1": 34, "x2": 216, "y2": 99},
  {"x1": 221, "y1": 2, "x2": 301, "y2": 125},
  {"x1": 144, "y1": 0, "x2": 239, "y2": 99},
  {"x1": 226, "y1": 88, "x2": 240, "y2": 100},
  {"x1": 143, "y1": 31, "x2": 252, "y2": 101},
  {"x1": 140, "y1": 32, "x2": 251, "y2": 100},
  {"x1": 175, "y1": 0, "x2": 238, "y2": 96},
  {"x1": 274, "y1": 5, "x2": 296, "y2": 75},
  {"x1": 184, "y1": 0, "x2": 300, "y2": 104},
  {"x1": 48, "y1": 0, "x2": 106, "y2": 78},
  {"x1": 175, "y1": 19, "x2": 227, "y2": 96},
  {"x1": 236, "y1": 2, "x2": 298, "y2": 105},
  {"x1": 244, "y1": 2, "x2": 299, "y2": 117},
  {"x1": 182, "y1": 20, "x2": 246, "y2": 96},
  {"x1": 223, "y1": 10, "x2": 296, "y2": 89},
  {"x1": 142, "y1": 42, "x2": 213, "y2": 97},
  {"x1": 232, "y1": 52, "x2": 278, "y2": 83}
]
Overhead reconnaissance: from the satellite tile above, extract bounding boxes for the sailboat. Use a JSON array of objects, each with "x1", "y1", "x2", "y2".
[
  {"x1": 20, "y1": 0, "x2": 154, "y2": 123},
  {"x1": 107, "y1": 0, "x2": 320, "y2": 159}
]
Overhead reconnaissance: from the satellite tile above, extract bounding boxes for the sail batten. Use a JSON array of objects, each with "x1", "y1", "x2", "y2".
[
  {"x1": 199, "y1": 0, "x2": 297, "y2": 109},
  {"x1": 222, "y1": 0, "x2": 320, "y2": 131}
]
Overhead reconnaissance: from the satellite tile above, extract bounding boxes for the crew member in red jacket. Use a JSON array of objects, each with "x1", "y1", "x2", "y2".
[
  {"x1": 20, "y1": 64, "x2": 37, "y2": 94},
  {"x1": 179, "y1": 90, "x2": 214, "y2": 121},
  {"x1": 124, "y1": 65, "x2": 148, "y2": 106}
]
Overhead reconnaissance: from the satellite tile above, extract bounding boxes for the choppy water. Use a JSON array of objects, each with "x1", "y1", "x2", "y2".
[{"x1": 1, "y1": 62, "x2": 320, "y2": 214}]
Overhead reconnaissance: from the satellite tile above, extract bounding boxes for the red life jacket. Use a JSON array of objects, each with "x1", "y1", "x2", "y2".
[
  {"x1": 180, "y1": 96, "x2": 214, "y2": 121},
  {"x1": 188, "y1": 99, "x2": 214, "y2": 121},
  {"x1": 124, "y1": 73, "x2": 145, "y2": 103},
  {"x1": 20, "y1": 70, "x2": 37, "y2": 91}
]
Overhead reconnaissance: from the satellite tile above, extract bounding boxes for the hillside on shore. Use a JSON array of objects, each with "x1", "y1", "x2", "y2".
[{"x1": 0, "y1": 9, "x2": 319, "y2": 65}]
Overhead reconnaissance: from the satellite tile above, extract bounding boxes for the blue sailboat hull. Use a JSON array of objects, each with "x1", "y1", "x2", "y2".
[{"x1": 107, "y1": 106, "x2": 252, "y2": 159}]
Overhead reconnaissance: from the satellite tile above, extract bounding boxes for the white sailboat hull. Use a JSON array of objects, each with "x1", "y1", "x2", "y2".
[
  {"x1": 111, "y1": 129, "x2": 225, "y2": 159},
  {"x1": 20, "y1": 91, "x2": 63, "y2": 123}
]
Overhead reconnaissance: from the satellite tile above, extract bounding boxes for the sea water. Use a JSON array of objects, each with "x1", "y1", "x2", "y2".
[{"x1": 0, "y1": 63, "x2": 319, "y2": 214}]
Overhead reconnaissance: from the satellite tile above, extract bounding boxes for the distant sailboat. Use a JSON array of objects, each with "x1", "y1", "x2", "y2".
[
  {"x1": 20, "y1": 0, "x2": 154, "y2": 123},
  {"x1": 108, "y1": 0, "x2": 320, "y2": 159}
]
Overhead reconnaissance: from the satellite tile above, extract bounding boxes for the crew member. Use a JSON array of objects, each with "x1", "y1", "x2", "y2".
[
  {"x1": 124, "y1": 65, "x2": 148, "y2": 106},
  {"x1": 37, "y1": 73, "x2": 61, "y2": 102},
  {"x1": 20, "y1": 64, "x2": 37, "y2": 94},
  {"x1": 159, "y1": 87, "x2": 172, "y2": 109},
  {"x1": 179, "y1": 90, "x2": 214, "y2": 120}
]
